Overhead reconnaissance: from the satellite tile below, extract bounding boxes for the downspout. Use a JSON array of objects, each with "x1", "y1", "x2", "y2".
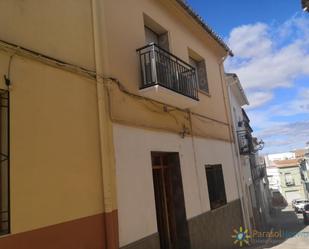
[
  {"x1": 91, "y1": 1, "x2": 119, "y2": 249},
  {"x1": 218, "y1": 54, "x2": 251, "y2": 231}
]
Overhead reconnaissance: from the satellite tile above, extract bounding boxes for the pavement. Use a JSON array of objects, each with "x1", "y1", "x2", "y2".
[{"x1": 247, "y1": 206, "x2": 309, "y2": 249}]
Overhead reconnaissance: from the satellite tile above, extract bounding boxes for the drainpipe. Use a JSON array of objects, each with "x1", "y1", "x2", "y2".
[
  {"x1": 91, "y1": 1, "x2": 119, "y2": 249},
  {"x1": 218, "y1": 55, "x2": 251, "y2": 231}
]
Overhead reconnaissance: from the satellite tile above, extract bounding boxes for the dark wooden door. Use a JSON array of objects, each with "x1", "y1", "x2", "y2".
[{"x1": 151, "y1": 152, "x2": 190, "y2": 249}]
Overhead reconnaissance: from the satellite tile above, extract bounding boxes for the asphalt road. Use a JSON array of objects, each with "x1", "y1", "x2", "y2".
[{"x1": 250, "y1": 206, "x2": 309, "y2": 249}]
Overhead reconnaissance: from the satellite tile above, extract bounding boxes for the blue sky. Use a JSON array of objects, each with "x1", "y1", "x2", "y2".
[{"x1": 187, "y1": 0, "x2": 309, "y2": 154}]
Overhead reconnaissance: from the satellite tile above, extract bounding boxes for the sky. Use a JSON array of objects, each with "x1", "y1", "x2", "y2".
[{"x1": 187, "y1": 0, "x2": 309, "y2": 154}]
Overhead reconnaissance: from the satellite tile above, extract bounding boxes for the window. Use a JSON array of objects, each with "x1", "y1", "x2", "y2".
[
  {"x1": 285, "y1": 173, "x2": 295, "y2": 186},
  {"x1": 0, "y1": 90, "x2": 9, "y2": 235},
  {"x1": 205, "y1": 164, "x2": 227, "y2": 210},
  {"x1": 144, "y1": 14, "x2": 169, "y2": 51},
  {"x1": 145, "y1": 27, "x2": 159, "y2": 45},
  {"x1": 188, "y1": 49, "x2": 209, "y2": 93}
]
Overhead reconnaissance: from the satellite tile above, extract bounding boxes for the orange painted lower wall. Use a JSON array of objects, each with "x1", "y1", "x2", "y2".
[{"x1": 0, "y1": 212, "x2": 118, "y2": 249}]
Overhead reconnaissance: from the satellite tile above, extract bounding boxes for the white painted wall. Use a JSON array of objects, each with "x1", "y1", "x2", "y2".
[
  {"x1": 226, "y1": 76, "x2": 254, "y2": 231},
  {"x1": 268, "y1": 152, "x2": 295, "y2": 161},
  {"x1": 113, "y1": 124, "x2": 239, "y2": 246},
  {"x1": 266, "y1": 166, "x2": 281, "y2": 191}
]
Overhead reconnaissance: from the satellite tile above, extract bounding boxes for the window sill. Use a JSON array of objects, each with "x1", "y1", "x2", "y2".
[
  {"x1": 198, "y1": 89, "x2": 211, "y2": 97},
  {"x1": 210, "y1": 203, "x2": 228, "y2": 212}
]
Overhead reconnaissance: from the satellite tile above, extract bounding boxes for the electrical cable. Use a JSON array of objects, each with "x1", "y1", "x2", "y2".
[{"x1": 0, "y1": 38, "x2": 231, "y2": 139}]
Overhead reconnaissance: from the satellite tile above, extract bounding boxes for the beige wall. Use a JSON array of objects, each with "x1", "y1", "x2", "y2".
[
  {"x1": 0, "y1": 0, "x2": 110, "y2": 235},
  {"x1": 0, "y1": 52, "x2": 104, "y2": 234},
  {"x1": 0, "y1": 0, "x2": 235, "y2": 241},
  {"x1": 0, "y1": 0, "x2": 95, "y2": 70},
  {"x1": 113, "y1": 123, "x2": 238, "y2": 247},
  {"x1": 103, "y1": 0, "x2": 232, "y2": 142}
]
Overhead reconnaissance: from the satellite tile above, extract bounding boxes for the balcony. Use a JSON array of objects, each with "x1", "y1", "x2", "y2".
[
  {"x1": 237, "y1": 130, "x2": 254, "y2": 155},
  {"x1": 137, "y1": 43, "x2": 199, "y2": 108}
]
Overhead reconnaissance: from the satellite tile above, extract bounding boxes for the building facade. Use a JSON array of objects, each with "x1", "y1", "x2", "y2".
[
  {"x1": 250, "y1": 154, "x2": 271, "y2": 230},
  {"x1": 226, "y1": 73, "x2": 271, "y2": 231},
  {"x1": 225, "y1": 73, "x2": 254, "y2": 231},
  {"x1": 266, "y1": 155, "x2": 306, "y2": 204},
  {"x1": 0, "y1": 1, "x2": 248, "y2": 249},
  {"x1": 299, "y1": 145, "x2": 309, "y2": 199},
  {"x1": 277, "y1": 161, "x2": 305, "y2": 204},
  {"x1": 112, "y1": 1, "x2": 242, "y2": 248},
  {"x1": 0, "y1": 0, "x2": 118, "y2": 248}
]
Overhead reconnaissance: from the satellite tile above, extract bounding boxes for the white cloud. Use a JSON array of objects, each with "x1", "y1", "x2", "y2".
[
  {"x1": 227, "y1": 23, "x2": 272, "y2": 58},
  {"x1": 246, "y1": 91, "x2": 273, "y2": 109},
  {"x1": 225, "y1": 15, "x2": 309, "y2": 108},
  {"x1": 254, "y1": 121, "x2": 309, "y2": 153}
]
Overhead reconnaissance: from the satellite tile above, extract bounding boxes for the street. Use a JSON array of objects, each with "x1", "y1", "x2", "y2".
[{"x1": 250, "y1": 206, "x2": 309, "y2": 249}]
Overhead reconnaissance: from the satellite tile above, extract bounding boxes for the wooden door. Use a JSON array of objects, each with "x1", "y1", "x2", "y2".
[{"x1": 151, "y1": 152, "x2": 190, "y2": 249}]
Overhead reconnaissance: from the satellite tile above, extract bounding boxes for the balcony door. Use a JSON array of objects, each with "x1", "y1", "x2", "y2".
[{"x1": 151, "y1": 152, "x2": 190, "y2": 249}]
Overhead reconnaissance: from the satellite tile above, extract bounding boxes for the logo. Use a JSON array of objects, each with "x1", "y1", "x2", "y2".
[{"x1": 232, "y1": 226, "x2": 251, "y2": 247}]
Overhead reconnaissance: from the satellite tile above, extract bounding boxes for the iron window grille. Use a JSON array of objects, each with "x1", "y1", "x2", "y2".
[{"x1": 237, "y1": 130, "x2": 254, "y2": 155}]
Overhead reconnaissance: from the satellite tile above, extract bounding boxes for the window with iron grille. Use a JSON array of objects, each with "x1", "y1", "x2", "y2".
[
  {"x1": 0, "y1": 89, "x2": 9, "y2": 235},
  {"x1": 285, "y1": 173, "x2": 295, "y2": 186},
  {"x1": 205, "y1": 164, "x2": 227, "y2": 210}
]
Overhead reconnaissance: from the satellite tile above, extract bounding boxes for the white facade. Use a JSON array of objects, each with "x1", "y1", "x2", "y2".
[
  {"x1": 226, "y1": 74, "x2": 254, "y2": 231},
  {"x1": 266, "y1": 166, "x2": 281, "y2": 192},
  {"x1": 268, "y1": 152, "x2": 295, "y2": 161},
  {"x1": 113, "y1": 124, "x2": 239, "y2": 247}
]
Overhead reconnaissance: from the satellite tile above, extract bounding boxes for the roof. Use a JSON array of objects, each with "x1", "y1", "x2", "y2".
[
  {"x1": 176, "y1": 0, "x2": 233, "y2": 56},
  {"x1": 273, "y1": 159, "x2": 300, "y2": 168},
  {"x1": 292, "y1": 149, "x2": 306, "y2": 158}
]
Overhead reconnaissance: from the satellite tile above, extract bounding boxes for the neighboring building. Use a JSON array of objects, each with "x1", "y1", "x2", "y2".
[
  {"x1": 302, "y1": 0, "x2": 309, "y2": 11},
  {"x1": 249, "y1": 150, "x2": 271, "y2": 230},
  {"x1": 226, "y1": 73, "x2": 270, "y2": 230},
  {"x1": 268, "y1": 152, "x2": 295, "y2": 161},
  {"x1": 0, "y1": 1, "x2": 118, "y2": 249},
  {"x1": 300, "y1": 144, "x2": 309, "y2": 198},
  {"x1": 265, "y1": 159, "x2": 281, "y2": 192},
  {"x1": 266, "y1": 155, "x2": 306, "y2": 204},
  {"x1": 0, "y1": 1, "x2": 247, "y2": 249},
  {"x1": 276, "y1": 159, "x2": 305, "y2": 203},
  {"x1": 292, "y1": 149, "x2": 306, "y2": 159},
  {"x1": 265, "y1": 161, "x2": 285, "y2": 207},
  {"x1": 226, "y1": 73, "x2": 255, "y2": 231}
]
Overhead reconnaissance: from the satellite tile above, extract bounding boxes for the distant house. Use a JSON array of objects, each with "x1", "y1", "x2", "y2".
[
  {"x1": 265, "y1": 158, "x2": 283, "y2": 206},
  {"x1": 292, "y1": 149, "x2": 306, "y2": 159},
  {"x1": 226, "y1": 73, "x2": 270, "y2": 230},
  {"x1": 266, "y1": 157, "x2": 306, "y2": 204},
  {"x1": 268, "y1": 152, "x2": 295, "y2": 161}
]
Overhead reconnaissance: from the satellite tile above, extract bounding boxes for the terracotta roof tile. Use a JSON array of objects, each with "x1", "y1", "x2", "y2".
[
  {"x1": 176, "y1": 0, "x2": 233, "y2": 56},
  {"x1": 273, "y1": 159, "x2": 300, "y2": 168}
]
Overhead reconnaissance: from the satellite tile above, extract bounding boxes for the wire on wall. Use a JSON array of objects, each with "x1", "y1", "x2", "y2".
[{"x1": 0, "y1": 38, "x2": 230, "y2": 140}]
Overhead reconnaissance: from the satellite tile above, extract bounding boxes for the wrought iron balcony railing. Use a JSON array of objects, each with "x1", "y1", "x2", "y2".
[
  {"x1": 237, "y1": 130, "x2": 254, "y2": 155},
  {"x1": 137, "y1": 43, "x2": 199, "y2": 100}
]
